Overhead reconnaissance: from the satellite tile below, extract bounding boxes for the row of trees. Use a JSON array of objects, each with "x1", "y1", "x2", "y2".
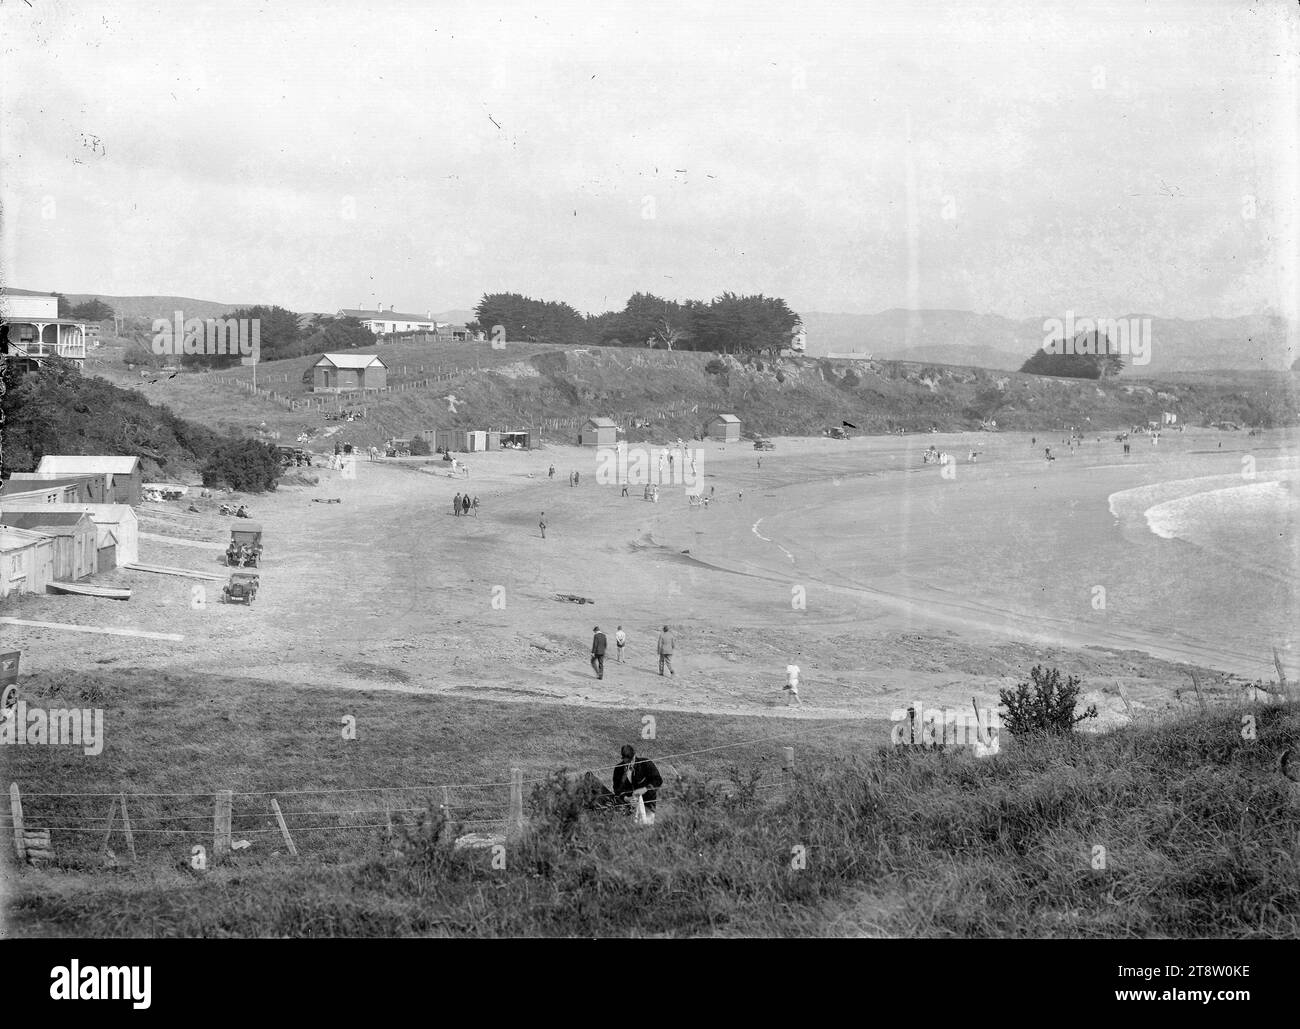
[
  {"x1": 469, "y1": 291, "x2": 801, "y2": 358},
  {"x1": 56, "y1": 295, "x2": 115, "y2": 322},
  {"x1": 173, "y1": 306, "x2": 373, "y2": 369}
]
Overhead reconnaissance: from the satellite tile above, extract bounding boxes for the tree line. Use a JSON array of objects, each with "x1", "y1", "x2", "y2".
[{"x1": 470, "y1": 291, "x2": 801, "y2": 357}]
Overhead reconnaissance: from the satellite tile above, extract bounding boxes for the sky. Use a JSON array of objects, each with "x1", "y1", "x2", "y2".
[{"x1": 1, "y1": 0, "x2": 1296, "y2": 321}]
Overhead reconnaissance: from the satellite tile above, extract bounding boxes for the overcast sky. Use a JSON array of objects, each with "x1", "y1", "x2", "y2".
[{"x1": 1, "y1": 0, "x2": 1295, "y2": 321}]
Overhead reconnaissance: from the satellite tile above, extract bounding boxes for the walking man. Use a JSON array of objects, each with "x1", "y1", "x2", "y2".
[
  {"x1": 657, "y1": 624, "x2": 676, "y2": 677},
  {"x1": 549, "y1": 464, "x2": 556, "y2": 479},
  {"x1": 615, "y1": 625, "x2": 626, "y2": 662},
  {"x1": 591, "y1": 626, "x2": 607, "y2": 680},
  {"x1": 471, "y1": 496, "x2": 480, "y2": 517},
  {"x1": 453, "y1": 491, "x2": 462, "y2": 516},
  {"x1": 461, "y1": 494, "x2": 471, "y2": 517},
  {"x1": 539, "y1": 511, "x2": 547, "y2": 539}
]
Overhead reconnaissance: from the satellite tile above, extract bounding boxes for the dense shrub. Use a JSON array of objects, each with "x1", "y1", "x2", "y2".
[
  {"x1": 199, "y1": 440, "x2": 282, "y2": 492},
  {"x1": 999, "y1": 665, "x2": 1098, "y2": 736},
  {"x1": 410, "y1": 437, "x2": 431, "y2": 456}
]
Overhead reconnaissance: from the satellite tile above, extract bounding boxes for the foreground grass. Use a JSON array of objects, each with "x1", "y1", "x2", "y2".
[{"x1": 3, "y1": 669, "x2": 1297, "y2": 936}]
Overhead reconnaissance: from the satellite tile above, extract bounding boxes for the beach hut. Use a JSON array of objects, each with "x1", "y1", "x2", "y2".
[
  {"x1": 5, "y1": 473, "x2": 107, "y2": 503},
  {"x1": 35, "y1": 456, "x2": 142, "y2": 506},
  {"x1": 0, "y1": 512, "x2": 96, "y2": 582},
  {"x1": 705, "y1": 413, "x2": 741, "y2": 442},
  {"x1": 578, "y1": 417, "x2": 618, "y2": 447},
  {"x1": 0, "y1": 527, "x2": 56, "y2": 600},
  {"x1": 0, "y1": 504, "x2": 138, "y2": 568}
]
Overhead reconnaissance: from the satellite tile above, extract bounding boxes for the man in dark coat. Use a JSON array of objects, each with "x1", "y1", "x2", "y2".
[
  {"x1": 613, "y1": 744, "x2": 663, "y2": 812},
  {"x1": 590, "y1": 626, "x2": 607, "y2": 679}
]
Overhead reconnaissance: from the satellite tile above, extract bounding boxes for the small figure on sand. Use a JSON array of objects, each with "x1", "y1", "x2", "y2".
[
  {"x1": 615, "y1": 625, "x2": 626, "y2": 662},
  {"x1": 549, "y1": 465, "x2": 556, "y2": 479},
  {"x1": 461, "y1": 494, "x2": 471, "y2": 517},
  {"x1": 590, "y1": 626, "x2": 607, "y2": 680},
  {"x1": 453, "y1": 491, "x2": 462, "y2": 516},
  {"x1": 784, "y1": 664, "x2": 803, "y2": 707},
  {"x1": 657, "y1": 625, "x2": 676, "y2": 676},
  {"x1": 539, "y1": 512, "x2": 547, "y2": 539},
  {"x1": 471, "y1": 496, "x2": 480, "y2": 517}
]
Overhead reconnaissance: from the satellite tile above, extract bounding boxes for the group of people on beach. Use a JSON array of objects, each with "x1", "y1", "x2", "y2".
[
  {"x1": 589, "y1": 625, "x2": 676, "y2": 680},
  {"x1": 451, "y1": 492, "x2": 479, "y2": 517}
]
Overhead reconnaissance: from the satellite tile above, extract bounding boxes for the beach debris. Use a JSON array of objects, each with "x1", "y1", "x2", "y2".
[
  {"x1": 555, "y1": 593, "x2": 596, "y2": 605},
  {"x1": 312, "y1": 498, "x2": 342, "y2": 504}
]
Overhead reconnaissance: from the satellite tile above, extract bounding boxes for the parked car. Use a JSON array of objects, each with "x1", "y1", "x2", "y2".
[{"x1": 222, "y1": 572, "x2": 260, "y2": 604}]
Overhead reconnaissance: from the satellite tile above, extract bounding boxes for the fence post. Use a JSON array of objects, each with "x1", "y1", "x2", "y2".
[
  {"x1": 119, "y1": 790, "x2": 137, "y2": 864},
  {"x1": 99, "y1": 796, "x2": 118, "y2": 858},
  {"x1": 782, "y1": 747, "x2": 794, "y2": 798},
  {"x1": 441, "y1": 787, "x2": 454, "y2": 843},
  {"x1": 270, "y1": 797, "x2": 298, "y2": 856},
  {"x1": 214, "y1": 789, "x2": 233, "y2": 863},
  {"x1": 10, "y1": 783, "x2": 25, "y2": 862},
  {"x1": 507, "y1": 768, "x2": 524, "y2": 841}
]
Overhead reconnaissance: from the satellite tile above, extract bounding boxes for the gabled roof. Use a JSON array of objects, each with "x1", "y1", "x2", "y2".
[
  {"x1": 337, "y1": 309, "x2": 437, "y2": 324},
  {"x1": 0, "y1": 287, "x2": 58, "y2": 298},
  {"x1": 36, "y1": 456, "x2": 141, "y2": 475},
  {"x1": 0, "y1": 526, "x2": 53, "y2": 550},
  {"x1": 709, "y1": 413, "x2": 741, "y2": 423},
  {"x1": 314, "y1": 353, "x2": 388, "y2": 370},
  {"x1": 0, "y1": 511, "x2": 94, "y2": 530},
  {"x1": 584, "y1": 417, "x2": 618, "y2": 428}
]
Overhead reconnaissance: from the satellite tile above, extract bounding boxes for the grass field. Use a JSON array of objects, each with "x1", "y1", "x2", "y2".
[{"x1": 3, "y1": 664, "x2": 1297, "y2": 937}]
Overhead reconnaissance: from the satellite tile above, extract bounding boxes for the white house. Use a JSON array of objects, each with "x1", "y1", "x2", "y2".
[
  {"x1": 0, "y1": 287, "x2": 88, "y2": 366},
  {"x1": 337, "y1": 307, "x2": 440, "y2": 336}
]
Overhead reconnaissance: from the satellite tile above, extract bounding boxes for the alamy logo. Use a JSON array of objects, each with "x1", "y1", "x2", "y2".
[
  {"x1": 1041, "y1": 311, "x2": 1150, "y2": 366},
  {"x1": 1, "y1": 702, "x2": 104, "y2": 755},
  {"x1": 152, "y1": 311, "x2": 259, "y2": 361},
  {"x1": 50, "y1": 961, "x2": 151, "y2": 1009},
  {"x1": 595, "y1": 445, "x2": 703, "y2": 489}
]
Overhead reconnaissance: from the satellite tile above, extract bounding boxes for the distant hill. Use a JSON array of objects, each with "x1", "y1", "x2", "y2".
[
  {"x1": 64, "y1": 294, "x2": 266, "y2": 322},
  {"x1": 800, "y1": 309, "x2": 1297, "y2": 374}
]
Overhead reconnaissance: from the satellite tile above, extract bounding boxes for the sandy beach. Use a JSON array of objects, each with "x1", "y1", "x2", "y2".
[{"x1": 2, "y1": 426, "x2": 1294, "y2": 727}]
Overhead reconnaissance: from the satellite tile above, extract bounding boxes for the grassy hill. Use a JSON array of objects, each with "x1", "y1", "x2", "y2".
[
  {"x1": 4, "y1": 661, "x2": 1296, "y2": 937},
  {"x1": 81, "y1": 334, "x2": 1300, "y2": 453}
]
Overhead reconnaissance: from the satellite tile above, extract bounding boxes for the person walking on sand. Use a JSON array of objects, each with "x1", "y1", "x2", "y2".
[
  {"x1": 539, "y1": 511, "x2": 547, "y2": 539},
  {"x1": 549, "y1": 464, "x2": 556, "y2": 479},
  {"x1": 657, "y1": 624, "x2": 676, "y2": 677},
  {"x1": 471, "y1": 496, "x2": 480, "y2": 518},
  {"x1": 453, "y1": 491, "x2": 462, "y2": 516},
  {"x1": 784, "y1": 664, "x2": 803, "y2": 707},
  {"x1": 615, "y1": 625, "x2": 627, "y2": 662},
  {"x1": 590, "y1": 626, "x2": 608, "y2": 680},
  {"x1": 461, "y1": 494, "x2": 471, "y2": 517}
]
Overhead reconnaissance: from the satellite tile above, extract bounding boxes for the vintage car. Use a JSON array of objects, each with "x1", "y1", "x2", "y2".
[
  {"x1": 226, "y1": 523, "x2": 264, "y2": 567},
  {"x1": 222, "y1": 572, "x2": 260, "y2": 604},
  {"x1": 753, "y1": 438, "x2": 776, "y2": 451}
]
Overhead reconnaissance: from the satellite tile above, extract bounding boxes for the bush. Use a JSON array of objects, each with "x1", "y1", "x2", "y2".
[
  {"x1": 410, "y1": 437, "x2": 431, "y2": 456},
  {"x1": 840, "y1": 370, "x2": 860, "y2": 388},
  {"x1": 200, "y1": 440, "x2": 282, "y2": 492},
  {"x1": 999, "y1": 665, "x2": 1097, "y2": 736},
  {"x1": 703, "y1": 359, "x2": 726, "y2": 376}
]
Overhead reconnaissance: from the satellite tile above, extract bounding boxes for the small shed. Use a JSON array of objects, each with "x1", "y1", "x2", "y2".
[
  {"x1": 5, "y1": 473, "x2": 106, "y2": 503},
  {"x1": 35, "y1": 456, "x2": 143, "y2": 506},
  {"x1": 0, "y1": 512, "x2": 96, "y2": 582},
  {"x1": 0, "y1": 527, "x2": 56, "y2": 600},
  {"x1": 312, "y1": 354, "x2": 388, "y2": 392},
  {"x1": 705, "y1": 413, "x2": 742, "y2": 442},
  {"x1": 0, "y1": 504, "x2": 138, "y2": 568},
  {"x1": 578, "y1": 417, "x2": 618, "y2": 447},
  {"x1": 499, "y1": 430, "x2": 529, "y2": 450}
]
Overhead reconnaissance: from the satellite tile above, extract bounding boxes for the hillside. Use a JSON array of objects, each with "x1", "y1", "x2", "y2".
[
  {"x1": 63, "y1": 294, "x2": 267, "y2": 322},
  {"x1": 76, "y1": 332, "x2": 1300, "y2": 456}
]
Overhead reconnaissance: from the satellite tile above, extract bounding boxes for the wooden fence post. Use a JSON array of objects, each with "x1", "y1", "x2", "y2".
[
  {"x1": 507, "y1": 768, "x2": 524, "y2": 841},
  {"x1": 99, "y1": 796, "x2": 118, "y2": 858},
  {"x1": 270, "y1": 798, "x2": 298, "y2": 856},
  {"x1": 10, "y1": 783, "x2": 26, "y2": 862},
  {"x1": 214, "y1": 789, "x2": 232, "y2": 863},
  {"x1": 441, "y1": 787, "x2": 453, "y2": 843},
  {"x1": 119, "y1": 791, "x2": 137, "y2": 864},
  {"x1": 782, "y1": 746, "x2": 794, "y2": 798}
]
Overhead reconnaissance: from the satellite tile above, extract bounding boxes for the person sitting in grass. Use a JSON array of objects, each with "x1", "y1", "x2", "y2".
[{"x1": 613, "y1": 743, "x2": 663, "y2": 814}]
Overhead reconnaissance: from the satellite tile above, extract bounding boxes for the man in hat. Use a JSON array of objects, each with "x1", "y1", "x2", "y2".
[
  {"x1": 590, "y1": 626, "x2": 607, "y2": 679},
  {"x1": 656, "y1": 624, "x2": 676, "y2": 676},
  {"x1": 613, "y1": 744, "x2": 663, "y2": 813}
]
